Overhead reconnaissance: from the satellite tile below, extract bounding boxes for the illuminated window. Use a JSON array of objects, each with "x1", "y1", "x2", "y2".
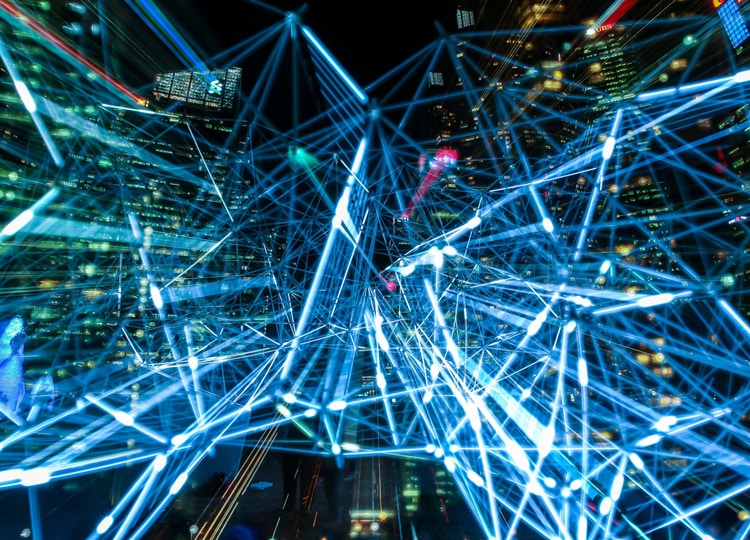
[
  {"x1": 428, "y1": 72, "x2": 444, "y2": 87},
  {"x1": 456, "y1": 9, "x2": 474, "y2": 29},
  {"x1": 717, "y1": 0, "x2": 750, "y2": 49}
]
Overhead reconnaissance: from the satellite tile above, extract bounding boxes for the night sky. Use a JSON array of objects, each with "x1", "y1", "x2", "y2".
[{"x1": 158, "y1": 0, "x2": 458, "y2": 86}]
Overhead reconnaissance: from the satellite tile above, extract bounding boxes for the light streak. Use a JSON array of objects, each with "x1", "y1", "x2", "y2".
[
  {"x1": 301, "y1": 26, "x2": 368, "y2": 104},
  {"x1": 0, "y1": 1, "x2": 146, "y2": 105}
]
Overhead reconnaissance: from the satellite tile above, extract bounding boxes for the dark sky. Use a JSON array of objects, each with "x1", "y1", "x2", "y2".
[{"x1": 158, "y1": 0, "x2": 458, "y2": 85}]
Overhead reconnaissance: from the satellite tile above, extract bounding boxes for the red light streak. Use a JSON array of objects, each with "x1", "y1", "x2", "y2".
[
  {"x1": 593, "y1": 0, "x2": 639, "y2": 34},
  {"x1": 0, "y1": 1, "x2": 147, "y2": 106},
  {"x1": 401, "y1": 148, "x2": 458, "y2": 220}
]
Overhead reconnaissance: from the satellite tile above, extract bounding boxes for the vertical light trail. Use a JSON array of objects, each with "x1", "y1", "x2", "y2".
[
  {"x1": 0, "y1": 37, "x2": 63, "y2": 167},
  {"x1": 280, "y1": 138, "x2": 367, "y2": 380}
]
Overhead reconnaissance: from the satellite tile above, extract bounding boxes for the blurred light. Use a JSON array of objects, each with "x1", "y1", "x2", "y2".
[
  {"x1": 636, "y1": 434, "x2": 663, "y2": 447},
  {"x1": 153, "y1": 454, "x2": 167, "y2": 472},
  {"x1": 328, "y1": 400, "x2": 347, "y2": 411},
  {"x1": 654, "y1": 415, "x2": 677, "y2": 432},
  {"x1": 467, "y1": 469, "x2": 485, "y2": 487},
  {"x1": 577, "y1": 515, "x2": 587, "y2": 540},
  {"x1": 629, "y1": 452, "x2": 644, "y2": 470},
  {"x1": 14, "y1": 81, "x2": 36, "y2": 113},
  {"x1": 636, "y1": 293, "x2": 674, "y2": 308},
  {"x1": 114, "y1": 410, "x2": 134, "y2": 427},
  {"x1": 20, "y1": 467, "x2": 50, "y2": 486},
  {"x1": 602, "y1": 136, "x2": 616, "y2": 159},
  {"x1": 171, "y1": 434, "x2": 188, "y2": 447},
  {"x1": 611, "y1": 471, "x2": 624, "y2": 501},
  {"x1": 96, "y1": 515, "x2": 114, "y2": 534},
  {"x1": 169, "y1": 472, "x2": 188, "y2": 495},
  {"x1": 149, "y1": 284, "x2": 163, "y2": 309},
  {"x1": 578, "y1": 357, "x2": 588, "y2": 387},
  {"x1": 1, "y1": 209, "x2": 35, "y2": 241}
]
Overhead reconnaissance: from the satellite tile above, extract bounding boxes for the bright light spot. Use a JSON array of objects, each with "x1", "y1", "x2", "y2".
[
  {"x1": 114, "y1": 410, "x2": 134, "y2": 426},
  {"x1": 304, "y1": 408, "x2": 317, "y2": 418},
  {"x1": 527, "y1": 478, "x2": 544, "y2": 495},
  {"x1": 628, "y1": 452, "x2": 644, "y2": 470},
  {"x1": 425, "y1": 443, "x2": 436, "y2": 454},
  {"x1": 341, "y1": 442, "x2": 360, "y2": 452},
  {"x1": 467, "y1": 469, "x2": 485, "y2": 487},
  {"x1": 507, "y1": 438, "x2": 531, "y2": 474},
  {"x1": 430, "y1": 246, "x2": 444, "y2": 269},
  {"x1": 577, "y1": 515, "x2": 587, "y2": 540},
  {"x1": 543, "y1": 476, "x2": 557, "y2": 488},
  {"x1": 733, "y1": 69, "x2": 750, "y2": 83},
  {"x1": 565, "y1": 320, "x2": 577, "y2": 333},
  {"x1": 423, "y1": 389, "x2": 433, "y2": 403},
  {"x1": 465, "y1": 400, "x2": 482, "y2": 431},
  {"x1": 283, "y1": 392, "x2": 297, "y2": 404},
  {"x1": 467, "y1": 216, "x2": 481, "y2": 229},
  {"x1": 276, "y1": 404, "x2": 291, "y2": 418},
  {"x1": 538, "y1": 423, "x2": 555, "y2": 458},
  {"x1": 434, "y1": 447, "x2": 444, "y2": 458},
  {"x1": 599, "y1": 496, "x2": 613, "y2": 516},
  {"x1": 1, "y1": 209, "x2": 34, "y2": 237},
  {"x1": 599, "y1": 260, "x2": 611, "y2": 274},
  {"x1": 585, "y1": 27, "x2": 595, "y2": 36},
  {"x1": 611, "y1": 471, "x2": 624, "y2": 501},
  {"x1": 561, "y1": 486, "x2": 571, "y2": 498},
  {"x1": 568, "y1": 295, "x2": 592, "y2": 308},
  {"x1": 169, "y1": 472, "x2": 188, "y2": 495},
  {"x1": 444, "y1": 456, "x2": 456, "y2": 472},
  {"x1": 171, "y1": 434, "x2": 188, "y2": 447},
  {"x1": 96, "y1": 515, "x2": 114, "y2": 534},
  {"x1": 430, "y1": 362, "x2": 440, "y2": 379},
  {"x1": 188, "y1": 355, "x2": 198, "y2": 370},
  {"x1": 570, "y1": 479, "x2": 583, "y2": 491},
  {"x1": 399, "y1": 263, "x2": 415, "y2": 276},
  {"x1": 637, "y1": 293, "x2": 674, "y2": 308},
  {"x1": 578, "y1": 357, "x2": 588, "y2": 387},
  {"x1": 328, "y1": 400, "x2": 347, "y2": 411},
  {"x1": 602, "y1": 136, "x2": 616, "y2": 159},
  {"x1": 14, "y1": 81, "x2": 37, "y2": 113},
  {"x1": 376, "y1": 329, "x2": 390, "y2": 351},
  {"x1": 520, "y1": 388, "x2": 531, "y2": 400},
  {"x1": 20, "y1": 468, "x2": 50, "y2": 487},
  {"x1": 636, "y1": 434, "x2": 663, "y2": 448},
  {"x1": 443, "y1": 245, "x2": 458, "y2": 256},
  {"x1": 527, "y1": 310, "x2": 547, "y2": 336},
  {"x1": 0, "y1": 468, "x2": 22, "y2": 483},
  {"x1": 150, "y1": 284, "x2": 163, "y2": 310},
  {"x1": 153, "y1": 454, "x2": 167, "y2": 472},
  {"x1": 542, "y1": 217, "x2": 554, "y2": 233},
  {"x1": 376, "y1": 372, "x2": 386, "y2": 390},
  {"x1": 332, "y1": 443, "x2": 341, "y2": 455},
  {"x1": 654, "y1": 415, "x2": 677, "y2": 432}
]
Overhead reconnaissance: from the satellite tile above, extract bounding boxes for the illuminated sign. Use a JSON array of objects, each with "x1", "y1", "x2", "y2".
[{"x1": 716, "y1": 0, "x2": 750, "y2": 49}]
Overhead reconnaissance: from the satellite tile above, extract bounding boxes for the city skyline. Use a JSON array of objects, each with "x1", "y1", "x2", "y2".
[{"x1": 1, "y1": 1, "x2": 750, "y2": 539}]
